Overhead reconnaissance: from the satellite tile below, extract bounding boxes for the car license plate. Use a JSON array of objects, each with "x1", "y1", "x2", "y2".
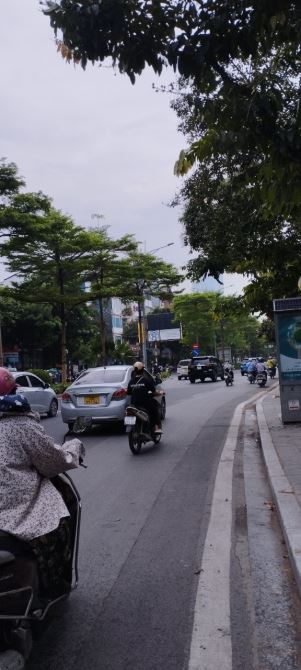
[
  {"x1": 84, "y1": 395, "x2": 102, "y2": 405},
  {"x1": 124, "y1": 416, "x2": 136, "y2": 425}
]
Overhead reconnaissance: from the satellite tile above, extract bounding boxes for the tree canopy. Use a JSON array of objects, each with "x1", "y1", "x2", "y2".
[
  {"x1": 172, "y1": 292, "x2": 265, "y2": 357},
  {"x1": 42, "y1": 1, "x2": 301, "y2": 314}
]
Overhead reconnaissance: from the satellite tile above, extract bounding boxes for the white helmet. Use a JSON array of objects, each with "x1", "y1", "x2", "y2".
[{"x1": 133, "y1": 361, "x2": 144, "y2": 371}]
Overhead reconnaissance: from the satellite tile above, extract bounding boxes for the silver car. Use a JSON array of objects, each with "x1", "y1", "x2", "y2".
[
  {"x1": 61, "y1": 366, "x2": 166, "y2": 430},
  {"x1": 177, "y1": 359, "x2": 190, "y2": 380},
  {"x1": 12, "y1": 371, "x2": 58, "y2": 417}
]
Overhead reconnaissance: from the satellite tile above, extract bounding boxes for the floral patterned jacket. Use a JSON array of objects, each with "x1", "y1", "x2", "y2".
[{"x1": 0, "y1": 412, "x2": 82, "y2": 541}]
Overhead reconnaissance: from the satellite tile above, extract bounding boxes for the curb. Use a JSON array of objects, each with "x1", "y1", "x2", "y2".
[{"x1": 256, "y1": 393, "x2": 301, "y2": 599}]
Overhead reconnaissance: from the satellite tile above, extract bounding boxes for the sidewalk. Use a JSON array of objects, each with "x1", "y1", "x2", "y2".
[{"x1": 256, "y1": 386, "x2": 301, "y2": 597}]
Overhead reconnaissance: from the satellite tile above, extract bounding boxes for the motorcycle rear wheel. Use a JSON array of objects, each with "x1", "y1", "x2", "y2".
[{"x1": 129, "y1": 430, "x2": 142, "y2": 455}]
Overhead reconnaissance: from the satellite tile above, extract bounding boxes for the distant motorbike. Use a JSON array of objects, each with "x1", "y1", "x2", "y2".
[
  {"x1": 256, "y1": 371, "x2": 267, "y2": 387},
  {"x1": 268, "y1": 367, "x2": 276, "y2": 379},
  {"x1": 124, "y1": 406, "x2": 161, "y2": 454},
  {"x1": 248, "y1": 370, "x2": 257, "y2": 384},
  {"x1": 224, "y1": 370, "x2": 234, "y2": 386},
  {"x1": 0, "y1": 418, "x2": 88, "y2": 665}
]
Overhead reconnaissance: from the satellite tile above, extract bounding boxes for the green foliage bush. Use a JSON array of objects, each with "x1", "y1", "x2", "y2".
[
  {"x1": 52, "y1": 383, "x2": 68, "y2": 395},
  {"x1": 28, "y1": 369, "x2": 51, "y2": 384}
]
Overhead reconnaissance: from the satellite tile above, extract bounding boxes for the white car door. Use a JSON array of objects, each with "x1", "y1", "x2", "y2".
[
  {"x1": 26, "y1": 374, "x2": 49, "y2": 413},
  {"x1": 14, "y1": 373, "x2": 38, "y2": 410}
]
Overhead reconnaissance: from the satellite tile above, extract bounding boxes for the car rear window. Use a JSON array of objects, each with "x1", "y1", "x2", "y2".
[
  {"x1": 74, "y1": 369, "x2": 127, "y2": 384},
  {"x1": 191, "y1": 358, "x2": 210, "y2": 366},
  {"x1": 179, "y1": 360, "x2": 190, "y2": 366}
]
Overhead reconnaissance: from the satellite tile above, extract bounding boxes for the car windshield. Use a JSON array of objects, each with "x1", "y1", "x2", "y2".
[{"x1": 74, "y1": 369, "x2": 127, "y2": 385}]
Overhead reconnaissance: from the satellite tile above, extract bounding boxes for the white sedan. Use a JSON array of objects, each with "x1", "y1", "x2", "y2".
[{"x1": 12, "y1": 371, "x2": 58, "y2": 417}]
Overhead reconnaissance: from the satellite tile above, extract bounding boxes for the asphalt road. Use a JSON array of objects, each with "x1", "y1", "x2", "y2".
[{"x1": 26, "y1": 374, "x2": 288, "y2": 670}]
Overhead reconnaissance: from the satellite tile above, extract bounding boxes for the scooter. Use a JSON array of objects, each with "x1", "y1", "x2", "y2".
[
  {"x1": 256, "y1": 371, "x2": 267, "y2": 387},
  {"x1": 0, "y1": 418, "x2": 88, "y2": 665},
  {"x1": 124, "y1": 406, "x2": 162, "y2": 455},
  {"x1": 248, "y1": 370, "x2": 257, "y2": 384},
  {"x1": 224, "y1": 370, "x2": 234, "y2": 386}
]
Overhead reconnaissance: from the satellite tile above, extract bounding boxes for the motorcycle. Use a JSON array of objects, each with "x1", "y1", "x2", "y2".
[
  {"x1": 268, "y1": 367, "x2": 276, "y2": 379},
  {"x1": 124, "y1": 405, "x2": 162, "y2": 455},
  {"x1": 224, "y1": 370, "x2": 234, "y2": 386},
  {"x1": 256, "y1": 371, "x2": 267, "y2": 387},
  {"x1": 0, "y1": 418, "x2": 88, "y2": 665},
  {"x1": 247, "y1": 370, "x2": 257, "y2": 384}
]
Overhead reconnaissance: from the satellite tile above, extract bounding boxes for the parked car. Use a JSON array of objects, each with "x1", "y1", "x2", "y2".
[
  {"x1": 240, "y1": 357, "x2": 257, "y2": 376},
  {"x1": 61, "y1": 365, "x2": 166, "y2": 430},
  {"x1": 12, "y1": 371, "x2": 58, "y2": 417},
  {"x1": 177, "y1": 359, "x2": 191, "y2": 380},
  {"x1": 188, "y1": 356, "x2": 224, "y2": 383}
]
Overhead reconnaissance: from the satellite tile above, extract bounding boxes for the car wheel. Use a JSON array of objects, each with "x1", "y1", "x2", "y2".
[
  {"x1": 178, "y1": 376, "x2": 181, "y2": 380},
  {"x1": 68, "y1": 422, "x2": 74, "y2": 431},
  {"x1": 47, "y1": 398, "x2": 58, "y2": 418},
  {"x1": 212, "y1": 374, "x2": 217, "y2": 382},
  {"x1": 160, "y1": 398, "x2": 166, "y2": 421},
  {"x1": 241, "y1": 371, "x2": 244, "y2": 376},
  {"x1": 190, "y1": 378, "x2": 195, "y2": 384},
  {"x1": 220, "y1": 374, "x2": 224, "y2": 380}
]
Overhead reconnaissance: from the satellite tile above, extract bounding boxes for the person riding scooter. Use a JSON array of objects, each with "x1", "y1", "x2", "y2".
[
  {"x1": 223, "y1": 361, "x2": 234, "y2": 381},
  {"x1": 0, "y1": 367, "x2": 85, "y2": 598},
  {"x1": 256, "y1": 357, "x2": 268, "y2": 382},
  {"x1": 127, "y1": 362, "x2": 162, "y2": 434}
]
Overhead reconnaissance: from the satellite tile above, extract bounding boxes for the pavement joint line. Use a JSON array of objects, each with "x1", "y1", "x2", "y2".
[
  {"x1": 188, "y1": 387, "x2": 270, "y2": 670},
  {"x1": 256, "y1": 393, "x2": 301, "y2": 600}
]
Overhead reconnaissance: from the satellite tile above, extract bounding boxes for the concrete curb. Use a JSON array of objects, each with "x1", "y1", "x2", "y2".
[{"x1": 256, "y1": 393, "x2": 301, "y2": 599}]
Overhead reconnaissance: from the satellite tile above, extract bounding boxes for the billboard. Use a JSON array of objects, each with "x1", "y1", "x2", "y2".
[
  {"x1": 148, "y1": 328, "x2": 181, "y2": 342},
  {"x1": 278, "y1": 313, "x2": 301, "y2": 381}
]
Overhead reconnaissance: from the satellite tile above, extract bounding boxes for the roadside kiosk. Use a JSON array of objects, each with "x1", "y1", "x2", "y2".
[{"x1": 274, "y1": 297, "x2": 301, "y2": 423}]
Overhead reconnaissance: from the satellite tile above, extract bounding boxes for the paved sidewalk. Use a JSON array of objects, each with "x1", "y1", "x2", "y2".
[{"x1": 256, "y1": 386, "x2": 301, "y2": 597}]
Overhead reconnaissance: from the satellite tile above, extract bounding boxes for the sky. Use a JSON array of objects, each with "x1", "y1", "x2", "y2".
[{"x1": 0, "y1": 0, "x2": 247, "y2": 295}]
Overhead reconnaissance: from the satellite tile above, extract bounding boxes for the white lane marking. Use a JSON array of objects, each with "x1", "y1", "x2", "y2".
[{"x1": 188, "y1": 390, "x2": 267, "y2": 670}]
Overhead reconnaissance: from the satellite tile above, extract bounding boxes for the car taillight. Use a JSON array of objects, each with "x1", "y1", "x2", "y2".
[
  {"x1": 112, "y1": 388, "x2": 127, "y2": 400},
  {"x1": 62, "y1": 392, "x2": 72, "y2": 402}
]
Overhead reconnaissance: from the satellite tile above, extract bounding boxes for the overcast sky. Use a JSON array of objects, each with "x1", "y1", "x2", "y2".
[{"x1": 0, "y1": 0, "x2": 247, "y2": 294}]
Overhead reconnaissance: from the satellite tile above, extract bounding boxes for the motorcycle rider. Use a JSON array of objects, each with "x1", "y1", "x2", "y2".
[
  {"x1": 247, "y1": 359, "x2": 257, "y2": 381},
  {"x1": 255, "y1": 357, "x2": 268, "y2": 382},
  {"x1": 127, "y1": 361, "x2": 163, "y2": 434},
  {"x1": 267, "y1": 356, "x2": 277, "y2": 377},
  {"x1": 0, "y1": 367, "x2": 85, "y2": 598},
  {"x1": 223, "y1": 360, "x2": 234, "y2": 381}
]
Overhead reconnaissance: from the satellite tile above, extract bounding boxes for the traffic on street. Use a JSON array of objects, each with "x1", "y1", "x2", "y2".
[{"x1": 21, "y1": 373, "x2": 301, "y2": 670}]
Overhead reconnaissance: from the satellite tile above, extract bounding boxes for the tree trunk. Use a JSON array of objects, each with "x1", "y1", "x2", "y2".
[
  {"x1": 61, "y1": 312, "x2": 67, "y2": 383},
  {"x1": 138, "y1": 300, "x2": 143, "y2": 360},
  {"x1": 99, "y1": 298, "x2": 107, "y2": 365}
]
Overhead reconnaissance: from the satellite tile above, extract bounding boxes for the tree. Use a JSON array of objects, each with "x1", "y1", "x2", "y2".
[
  {"x1": 116, "y1": 251, "x2": 183, "y2": 359},
  {"x1": 42, "y1": 1, "x2": 301, "y2": 217},
  {"x1": 172, "y1": 292, "x2": 262, "y2": 358},
  {"x1": 2, "y1": 208, "x2": 104, "y2": 381},
  {"x1": 84, "y1": 227, "x2": 137, "y2": 364},
  {"x1": 0, "y1": 295, "x2": 61, "y2": 367}
]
